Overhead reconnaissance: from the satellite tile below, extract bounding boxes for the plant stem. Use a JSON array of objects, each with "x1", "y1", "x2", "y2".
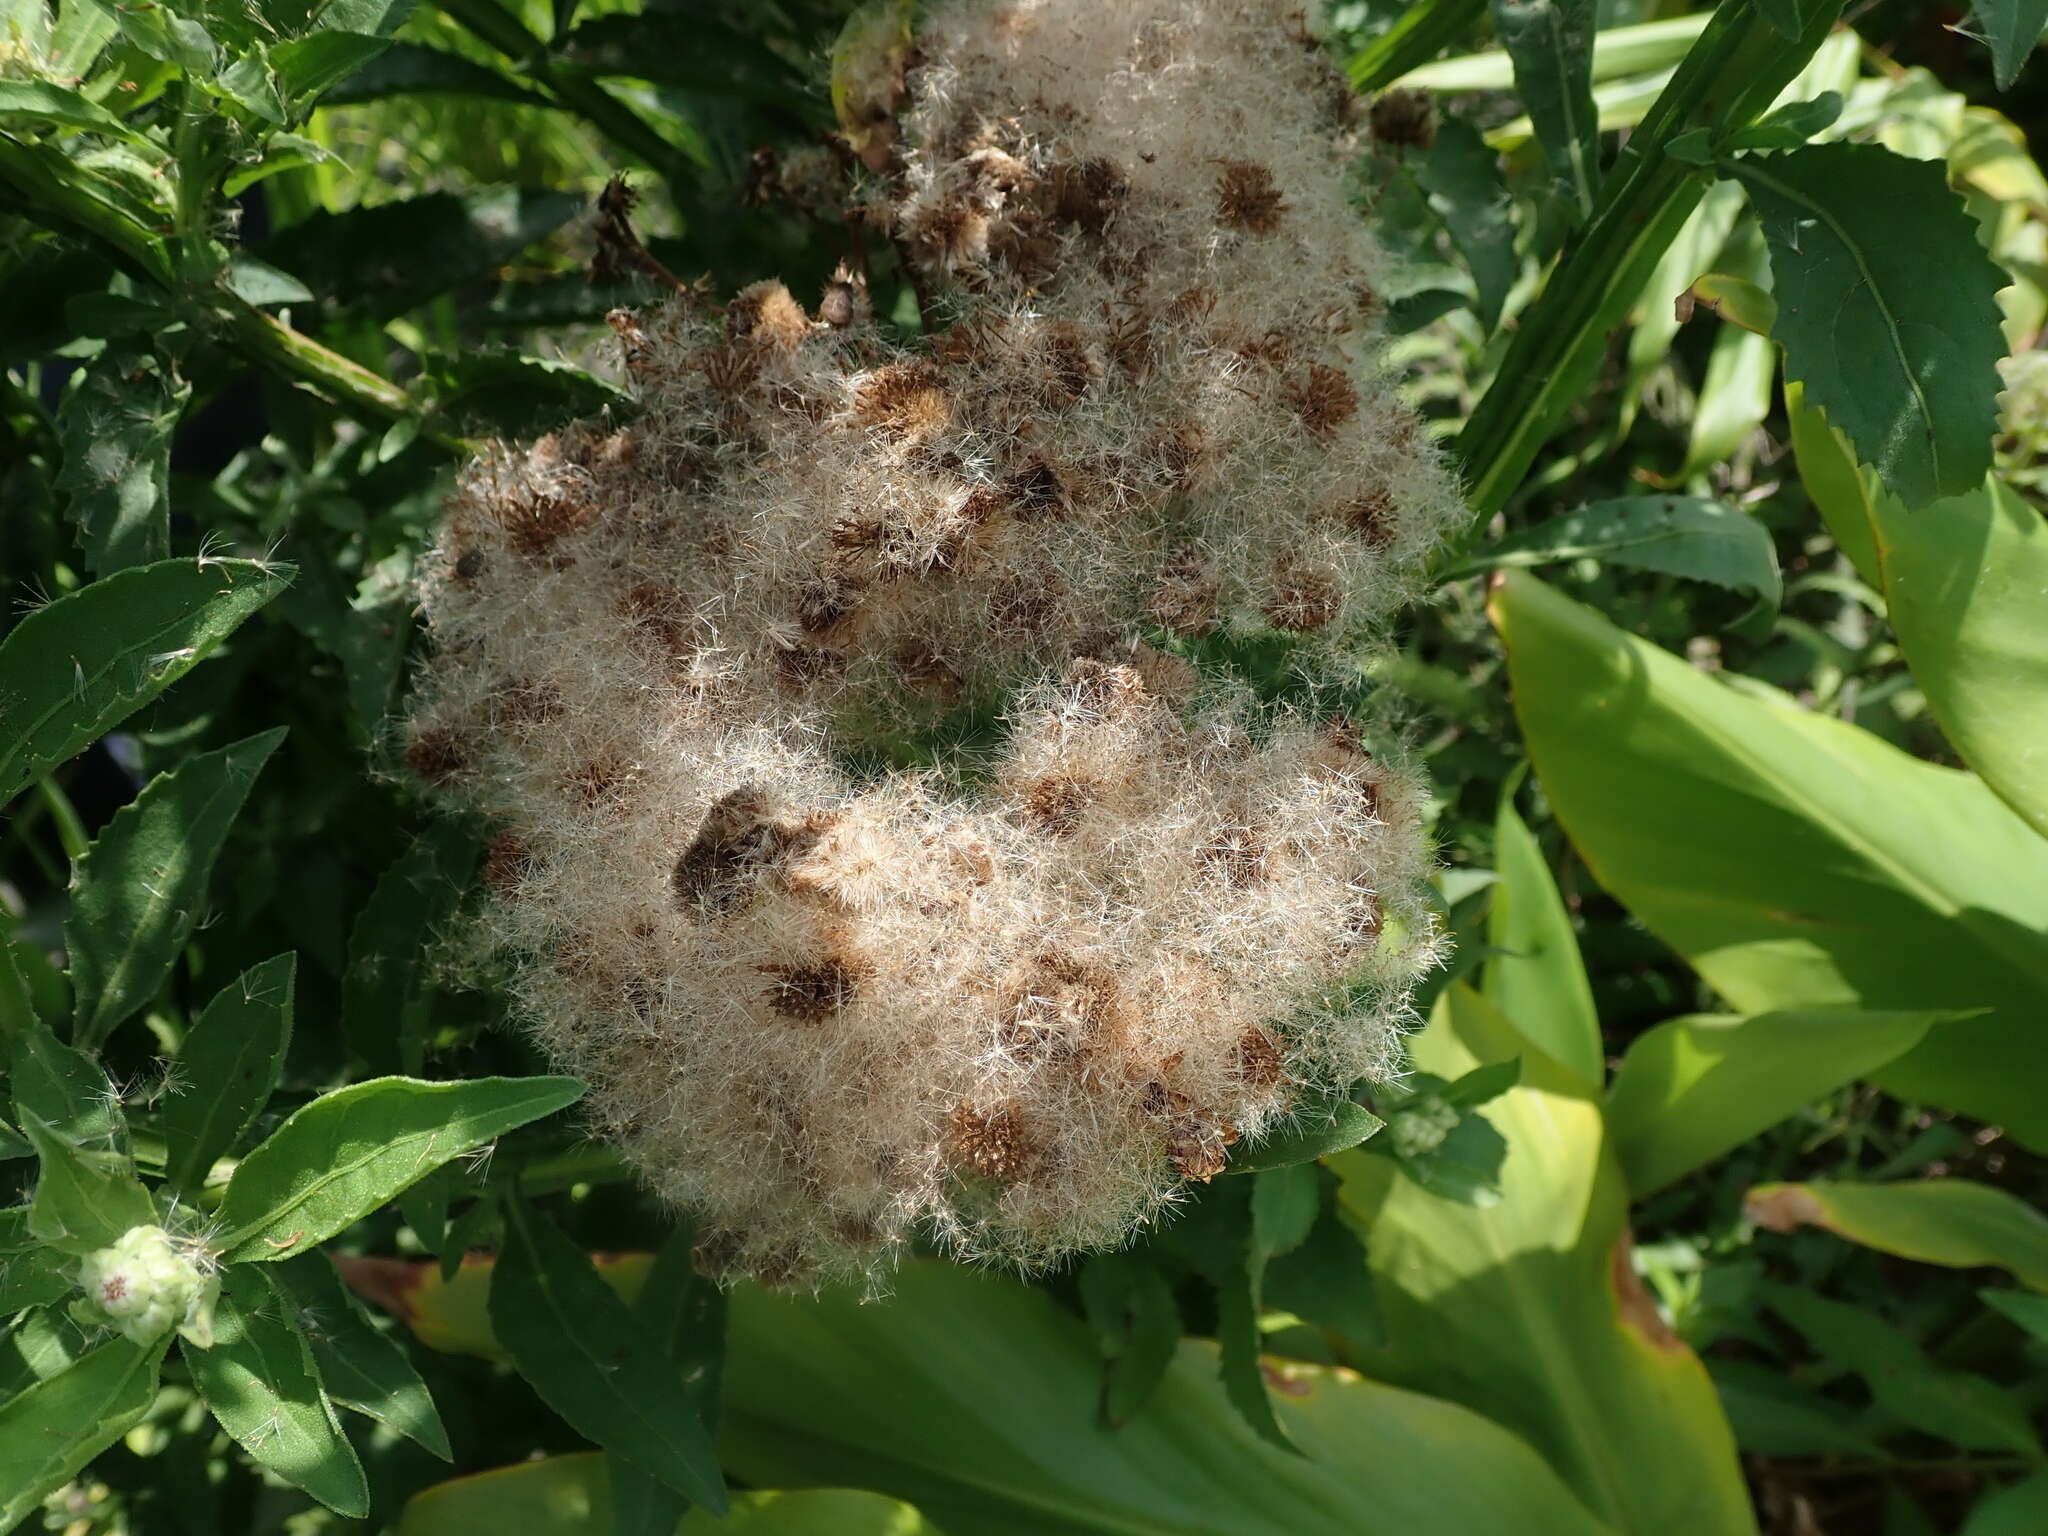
[
  {"x1": 34, "y1": 778, "x2": 89, "y2": 863},
  {"x1": 1451, "y1": 0, "x2": 1845, "y2": 533},
  {"x1": 222, "y1": 301, "x2": 473, "y2": 453}
]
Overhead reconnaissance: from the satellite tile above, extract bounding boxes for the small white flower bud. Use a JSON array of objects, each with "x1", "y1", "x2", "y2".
[
  {"x1": 71, "y1": 1226, "x2": 219, "y2": 1348},
  {"x1": 1389, "y1": 1095, "x2": 1461, "y2": 1160}
]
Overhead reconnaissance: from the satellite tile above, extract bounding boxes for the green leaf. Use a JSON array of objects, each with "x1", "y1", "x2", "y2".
[
  {"x1": 315, "y1": 41, "x2": 540, "y2": 105},
  {"x1": 552, "y1": 13, "x2": 809, "y2": 107},
  {"x1": 0, "y1": 557, "x2": 291, "y2": 807},
  {"x1": 1727, "y1": 143, "x2": 2006, "y2": 508},
  {"x1": 1351, "y1": 0, "x2": 1488, "y2": 92},
  {"x1": 1765, "y1": 1283, "x2": 2039, "y2": 1455},
  {"x1": 0, "y1": 79, "x2": 149, "y2": 143},
  {"x1": 23, "y1": 1108, "x2": 155, "y2": 1255},
  {"x1": 1607, "y1": 1010, "x2": 1950, "y2": 1194},
  {"x1": 215, "y1": 1074, "x2": 585, "y2": 1261},
  {"x1": 1225, "y1": 1084, "x2": 1383, "y2": 1174},
  {"x1": 185, "y1": 1267, "x2": 370, "y2": 1517},
  {"x1": 1982, "y1": 1288, "x2": 2048, "y2": 1341},
  {"x1": 1262, "y1": 1179, "x2": 1383, "y2": 1349},
  {"x1": 161, "y1": 954, "x2": 295, "y2": 1195},
  {"x1": 489, "y1": 1197, "x2": 726, "y2": 1513},
  {"x1": 0, "y1": 1239, "x2": 76, "y2": 1313},
  {"x1": 220, "y1": 253, "x2": 315, "y2": 308},
  {"x1": 1075, "y1": 1252, "x2": 1182, "y2": 1427},
  {"x1": 1335, "y1": 984, "x2": 1755, "y2": 1534},
  {"x1": 397, "y1": 1460, "x2": 937, "y2": 1536},
  {"x1": 426, "y1": 350, "x2": 635, "y2": 439},
  {"x1": 1965, "y1": 1472, "x2": 2048, "y2": 1536},
  {"x1": 1489, "y1": 0, "x2": 1600, "y2": 218},
  {"x1": 270, "y1": 29, "x2": 391, "y2": 108},
  {"x1": 1708, "y1": 1359, "x2": 1889, "y2": 1459},
  {"x1": 0, "y1": 1336, "x2": 164, "y2": 1531},
  {"x1": 1490, "y1": 569, "x2": 2048, "y2": 1149},
  {"x1": 1485, "y1": 797, "x2": 1601, "y2": 1083},
  {"x1": 1789, "y1": 393, "x2": 2048, "y2": 839},
  {"x1": 722, "y1": 1260, "x2": 1616, "y2": 1535},
  {"x1": 343, "y1": 820, "x2": 479, "y2": 1075},
  {"x1": 67, "y1": 728, "x2": 285, "y2": 1048},
  {"x1": 1751, "y1": 0, "x2": 1837, "y2": 41},
  {"x1": 1746, "y1": 1179, "x2": 2048, "y2": 1289},
  {"x1": 1724, "y1": 91, "x2": 1842, "y2": 154},
  {"x1": 1675, "y1": 322, "x2": 1776, "y2": 482},
  {"x1": 8, "y1": 1010, "x2": 118, "y2": 1146},
  {"x1": 273, "y1": 1252, "x2": 451, "y2": 1460},
  {"x1": 1451, "y1": 496, "x2": 1781, "y2": 612},
  {"x1": 1973, "y1": 0, "x2": 2048, "y2": 89},
  {"x1": 612, "y1": 1221, "x2": 728, "y2": 1532},
  {"x1": 1417, "y1": 115, "x2": 1517, "y2": 330}
]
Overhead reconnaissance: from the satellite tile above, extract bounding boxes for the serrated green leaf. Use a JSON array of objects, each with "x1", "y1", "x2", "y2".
[
  {"x1": 1747, "y1": 1178, "x2": 2048, "y2": 1288},
  {"x1": 1263, "y1": 1179, "x2": 1382, "y2": 1349},
  {"x1": 1250, "y1": 1163, "x2": 1320, "y2": 1262},
  {"x1": 0, "y1": 558, "x2": 291, "y2": 807},
  {"x1": 1765, "y1": 1283, "x2": 2039, "y2": 1455},
  {"x1": 8, "y1": 1011, "x2": 118, "y2": 1147},
  {"x1": 274, "y1": 1252, "x2": 451, "y2": 1461},
  {"x1": 1452, "y1": 496, "x2": 1781, "y2": 611},
  {"x1": 68, "y1": 728, "x2": 286, "y2": 1048},
  {"x1": 0, "y1": 1244, "x2": 76, "y2": 1313},
  {"x1": 271, "y1": 29, "x2": 390, "y2": 108},
  {"x1": 1608, "y1": 1011, "x2": 1950, "y2": 1194},
  {"x1": 343, "y1": 820, "x2": 479, "y2": 1075},
  {"x1": 0, "y1": 1336, "x2": 164, "y2": 1530},
  {"x1": 489, "y1": 1197, "x2": 726, "y2": 1513},
  {"x1": 1489, "y1": 0, "x2": 1600, "y2": 217},
  {"x1": 1973, "y1": 0, "x2": 2048, "y2": 90},
  {"x1": 216, "y1": 1075, "x2": 585, "y2": 1262},
  {"x1": 23, "y1": 1108, "x2": 154, "y2": 1256},
  {"x1": 186, "y1": 1267, "x2": 369, "y2": 1518},
  {"x1": 1417, "y1": 115, "x2": 1517, "y2": 330},
  {"x1": 1728, "y1": 143, "x2": 2007, "y2": 507},
  {"x1": 55, "y1": 348, "x2": 186, "y2": 571},
  {"x1": 161, "y1": 953, "x2": 295, "y2": 1195},
  {"x1": 1075, "y1": 1252, "x2": 1182, "y2": 1427}
]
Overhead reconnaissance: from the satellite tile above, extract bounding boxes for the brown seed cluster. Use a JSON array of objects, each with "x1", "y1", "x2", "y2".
[{"x1": 406, "y1": 0, "x2": 1457, "y2": 1288}]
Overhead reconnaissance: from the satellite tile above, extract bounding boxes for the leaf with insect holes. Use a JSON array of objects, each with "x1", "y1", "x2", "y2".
[
  {"x1": 1727, "y1": 143, "x2": 2007, "y2": 507},
  {"x1": 490, "y1": 1197, "x2": 727, "y2": 1512},
  {"x1": 161, "y1": 954, "x2": 296, "y2": 1195},
  {"x1": 0, "y1": 558, "x2": 290, "y2": 808},
  {"x1": 185, "y1": 1267, "x2": 370, "y2": 1518},
  {"x1": 274, "y1": 1252, "x2": 452, "y2": 1460},
  {"x1": 67, "y1": 728, "x2": 286, "y2": 1048},
  {"x1": 214, "y1": 1075, "x2": 585, "y2": 1262},
  {"x1": 54, "y1": 348, "x2": 188, "y2": 574},
  {"x1": 23, "y1": 1108, "x2": 155, "y2": 1256},
  {"x1": 0, "y1": 1337, "x2": 165, "y2": 1532}
]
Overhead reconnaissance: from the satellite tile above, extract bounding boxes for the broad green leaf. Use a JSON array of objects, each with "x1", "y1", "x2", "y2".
[
  {"x1": 68, "y1": 728, "x2": 285, "y2": 1048},
  {"x1": 1488, "y1": 0, "x2": 1600, "y2": 217},
  {"x1": 1262, "y1": 1178, "x2": 1383, "y2": 1349},
  {"x1": 398, "y1": 1459, "x2": 938, "y2": 1536},
  {"x1": 0, "y1": 1336, "x2": 163, "y2": 1531},
  {"x1": 161, "y1": 953, "x2": 295, "y2": 1195},
  {"x1": 1490, "y1": 570, "x2": 2048, "y2": 1148},
  {"x1": 343, "y1": 820, "x2": 479, "y2": 1075},
  {"x1": 1973, "y1": 0, "x2": 2048, "y2": 89},
  {"x1": 1965, "y1": 1472, "x2": 2048, "y2": 1536},
  {"x1": 54, "y1": 347, "x2": 186, "y2": 574},
  {"x1": 0, "y1": 80, "x2": 148, "y2": 143},
  {"x1": 1450, "y1": 496, "x2": 1781, "y2": 612},
  {"x1": 1225, "y1": 1085, "x2": 1383, "y2": 1174},
  {"x1": 1417, "y1": 116, "x2": 1516, "y2": 330},
  {"x1": 23, "y1": 1108, "x2": 154, "y2": 1256},
  {"x1": 0, "y1": 1239, "x2": 75, "y2": 1312},
  {"x1": 8, "y1": 1010, "x2": 117, "y2": 1146},
  {"x1": 317, "y1": 41, "x2": 540, "y2": 106},
  {"x1": 1076, "y1": 1253, "x2": 1182, "y2": 1427},
  {"x1": 185, "y1": 1268, "x2": 369, "y2": 1518},
  {"x1": 1485, "y1": 797, "x2": 1601, "y2": 1083},
  {"x1": 270, "y1": 30, "x2": 391, "y2": 107},
  {"x1": 1675, "y1": 322, "x2": 1775, "y2": 481},
  {"x1": 1727, "y1": 143, "x2": 2006, "y2": 508},
  {"x1": 1335, "y1": 984, "x2": 1754, "y2": 1535},
  {"x1": 489, "y1": 1198, "x2": 726, "y2": 1513},
  {"x1": 1746, "y1": 1179, "x2": 2048, "y2": 1289},
  {"x1": 1765, "y1": 1284, "x2": 2039, "y2": 1455},
  {"x1": 723, "y1": 1258, "x2": 1615, "y2": 1534},
  {"x1": 613, "y1": 1221, "x2": 729, "y2": 1531},
  {"x1": 1790, "y1": 393, "x2": 2048, "y2": 838},
  {"x1": 0, "y1": 557, "x2": 290, "y2": 807},
  {"x1": 215, "y1": 1074, "x2": 585, "y2": 1261},
  {"x1": 1607, "y1": 1010, "x2": 1949, "y2": 1194},
  {"x1": 274, "y1": 1252, "x2": 451, "y2": 1460}
]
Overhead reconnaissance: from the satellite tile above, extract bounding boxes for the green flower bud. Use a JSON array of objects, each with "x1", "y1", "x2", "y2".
[
  {"x1": 1389, "y1": 1095, "x2": 1461, "y2": 1160},
  {"x1": 70, "y1": 1226, "x2": 219, "y2": 1348}
]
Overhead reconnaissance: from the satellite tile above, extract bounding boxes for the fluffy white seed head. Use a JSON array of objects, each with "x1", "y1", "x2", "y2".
[{"x1": 406, "y1": 0, "x2": 1460, "y2": 1288}]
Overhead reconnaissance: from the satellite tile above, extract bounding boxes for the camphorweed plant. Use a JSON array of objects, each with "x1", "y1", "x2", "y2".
[{"x1": 404, "y1": 0, "x2": 1463, "y2": 1287}]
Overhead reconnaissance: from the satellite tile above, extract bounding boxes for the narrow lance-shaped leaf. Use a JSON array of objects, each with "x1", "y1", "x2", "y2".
[
  {"x1": 1489, "y1": 0, "x2": 1600, "y2": 218},
  {"x1": 489, "y1": 1196, "x2": 727, "y2": 1513},
  {"x1": 185, "y1": 1267, "x2": 370, "y2": 1518},
  {"x1": 215, "y1": 1074, "x2": 586, "y2": 1262},
  {"x1": 1485, "y1": 796, "x2": 1601, "y2": 1083},
  {"x1": 68, "y1": 728, "x2": 286, "y2": 1048},
  {"x1": 612, "y1": 1221, "x2": 729, "y2": 1533},
  {"x1": 274, "y1": 1252, "x2": 452, "y2": 1461},
  {"x1": 54, "y1": 348, "x2": 188, "y2": 574},
  {"x1": 162, "y1": 953, "x2": 296, "y2": 1195},
  {"x1": 0, "y1": 557, "x2": 291, "y2": 806},
  {"x1": 1747, "y1": 1179, "x2": 2048, "y2": 1289},
  {"x1": 1416, "y1": 115, "x2": 1517, "y2": 330},
  {"x1": 1727, "y1": 143, "x2": 2007, "y2": 507},
  {"x1": 344, "y1": 819, "x2": 479, "y2": 1075},
  {"x1": 0, "y1": 1338, "x2": 165, "y2": 1532}
]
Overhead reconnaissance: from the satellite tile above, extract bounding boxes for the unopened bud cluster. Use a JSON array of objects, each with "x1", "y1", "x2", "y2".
[
  {"x1": 71, "y1": 1226, "x2": 218, "y2": 1347},
  {"x1": 407, "y1": 0, "x2": 1460, "y2": 1286}
]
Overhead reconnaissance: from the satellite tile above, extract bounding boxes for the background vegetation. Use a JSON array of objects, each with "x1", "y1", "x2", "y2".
[{"x1": 3, "y1": 0, "x2": 2048, "y2": 1532}]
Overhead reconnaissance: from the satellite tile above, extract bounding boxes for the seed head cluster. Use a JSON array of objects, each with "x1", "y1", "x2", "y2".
[{"x1": 406, "y1": 0, "x2": 1461, "y2": 1287}]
